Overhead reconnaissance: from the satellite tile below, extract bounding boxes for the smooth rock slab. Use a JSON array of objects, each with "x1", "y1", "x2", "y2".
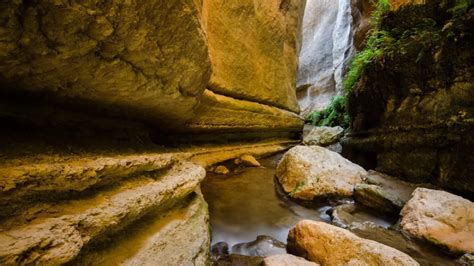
[
  {"x1": 354, "y1": 170, "x2": 419, "y2": 214},
  {"x1": 264, "y1": 254, "x2": 319, "y2": 266},
  {"x1": 287, "y1": 220, "x2": 419, "y2": 265},
  {"x1": 400, "y1": 188, "x2": 474, "y2": 254},
  {"x1": 276, "y1": 145, "x2": 366, "y2": 200}
]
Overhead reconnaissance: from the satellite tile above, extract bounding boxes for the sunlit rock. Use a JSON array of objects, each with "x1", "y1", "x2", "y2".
[
  {"x1": 203, "y1": 0, "x2": 305, "y2": 113},
  {"x1": 276, "y1": 145, "x2": 366, "y2": 200}
]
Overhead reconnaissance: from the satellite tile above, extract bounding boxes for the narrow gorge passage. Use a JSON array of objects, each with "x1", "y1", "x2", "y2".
[{"x1": 0, "y1": 0, "x2": 472, "y2": 265}]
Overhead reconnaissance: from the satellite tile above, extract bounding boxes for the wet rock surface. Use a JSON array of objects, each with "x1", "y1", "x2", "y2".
[
  {"x1": 288, "y1": 220, "x2": 419, "y2": 265},
  {"x1": 400, "y1": 188, "x2": 474, "y2": 254},
  {"x1": 276, "y1": 145, "x2": 366, "y2": 200},
  {"x1": 231, "y1": 236, "x2": 286, "y2": 257}
]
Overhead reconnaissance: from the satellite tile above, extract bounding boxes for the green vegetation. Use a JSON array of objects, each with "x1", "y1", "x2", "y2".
[
  {"x1": 289, "y1": 180, "x2": 306, "y2": 197},
  {"x1": 343, "y1": 0, "x2": 390, "y2": 93},
  {"x1": 307, "y1": 96, "x2": 350, "y2": 128},
  {"x1": 306, "y1": 0, "x2": 472, "y2": 128}
]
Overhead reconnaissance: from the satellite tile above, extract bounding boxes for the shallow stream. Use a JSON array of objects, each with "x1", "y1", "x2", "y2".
[{"x1": 202, "y1": 153, "x2": 459, "y2": 265}]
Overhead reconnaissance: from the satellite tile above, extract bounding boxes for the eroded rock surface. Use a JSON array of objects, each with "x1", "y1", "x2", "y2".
[
  {"x1": 276, "y1": 146, "x2": 366, "y2": 200},
  {"x1": 400, "y1": 188, "x2": 474, "y2": 254},
  {"x1": 288, "y1": 220, "x2": 419, "y2": 265},
  {"x1": 0, "y1": 161, "x2": 205, "y2": 265}
]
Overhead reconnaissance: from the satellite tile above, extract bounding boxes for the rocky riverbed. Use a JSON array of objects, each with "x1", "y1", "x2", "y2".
[{"x1": 203, "y1": 149, "x2": 471, "y2": 266}]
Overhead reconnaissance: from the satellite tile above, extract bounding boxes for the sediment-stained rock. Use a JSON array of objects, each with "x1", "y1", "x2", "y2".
[
  {"x1": 203, "y1": 0, "x2": 304, "y2": 113},
  {"x1": 276, "y1": 145, "x2": 366, "y2": 200},
  {"x1": 287, "y1": 220, "x2": 419, "y2": 265},
  {"x1": 400, "y1": 188, "x2": 474, "y2": 254}
]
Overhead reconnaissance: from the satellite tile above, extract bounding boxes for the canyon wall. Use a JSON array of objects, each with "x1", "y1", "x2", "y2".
[
  {"x1": 0, "y1": 0, "x2": 305, "y2": 264},
  {"x1": 0, "y1": 0, "x2": 304, "y2": 134},
  {"x1": 343, "y1": 0, "x2": 474, "y2": 195},
  {"x1": 297, "y1": 0, "x2": 370, "y2": 117}
]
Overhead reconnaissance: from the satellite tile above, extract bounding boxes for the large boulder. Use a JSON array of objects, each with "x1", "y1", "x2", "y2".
[
  {"x1": 400, "y1": 188, "x2": 474, "y2": 254},
  {"x1": 203, "y1": 0, "x2": 304, "y2": 112},
  {"x1": 288, "y1": 220, "x2": 419, "y2": 265},
  {"x1": 276, "y1": 146, "x2": 366, "y2": 200},
  {"x1": 354, "y1": 170, "x2": 420, "y2": 214}
]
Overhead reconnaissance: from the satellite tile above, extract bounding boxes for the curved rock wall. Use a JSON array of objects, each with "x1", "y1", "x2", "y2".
[
  {"x1": 297, "y1": 0, "x2": 361, "y2": 117},
  {"x1": 0, "y1": 0, "x2": 305, "y2": 133}
]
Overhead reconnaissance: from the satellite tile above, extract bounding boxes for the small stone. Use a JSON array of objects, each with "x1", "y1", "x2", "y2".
[
  {"x1": 276, "y1": 145, "x2": 366, "y2": 200},
  {"x1": 400, "y1": 188, "x2": 474, "y2": 254},
  {"x1": 235, "y1": 154, "x2": 261, "y2": 167},
  {"x1": 302, "y1": 125, "x2": 344, "y2": 146},
  {"x1": 457, "y1": 253, "x2": 474, "y2": 265},
  {"x1": 211, "y1": 242, "x2": 229, "y2": 256},
  {"x1": 264, "y1": 254, "x2": 318, "y2": 266},
  {"x1": 213, "y1": 165, "x2": 230, "y2": 175},
  {"x1": 287, "y1": 220, "x2": 419, "y2": 265},
  {"x1": 231, "y1": 235, "x2": 286, "y2": 257}
]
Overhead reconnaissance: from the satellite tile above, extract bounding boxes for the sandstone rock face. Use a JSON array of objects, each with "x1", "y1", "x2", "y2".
[
  {"x1": 0, "y1": 1, "x2": 304, "y2": 134},
  {"x1": 400, "y1": 188, "x2": 474, "y2": 254},
  {"x1": 0, "y1": 161, "x2": 206, "y2": 264},
  {"x1": 297, "y1": 0, "x2": 356, "y2": 117},
  {"x1": 302, "y1": 125, "x2": 344, "y2": 146},
  {"x1": 264, "y1": 254, "x2": 319, "y2": 266},
  {"x1": 203, "y1": 0, "x2": 304, "y2": 113},
  {"x1": 343, "y1": 0, "x2": 474, "y2": 193},
  {"x1": 0, "y1": 0, "x2": 211, "y2": 129},
  {"x1": 186, "y1": 90, "x2": 303, "y2": 133},
  {"x1": 276, "y1": 145, "x2": 366, "y2": 200},
  {"x1": 288, "y1": 220, "x2": 419, "y2": 265},
  {"x1": 354, "y1": 170, "x2": 419, "y2": 213},
  {"x1": 76, "y1": 192, "x2": 210, "y2": 266}
]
